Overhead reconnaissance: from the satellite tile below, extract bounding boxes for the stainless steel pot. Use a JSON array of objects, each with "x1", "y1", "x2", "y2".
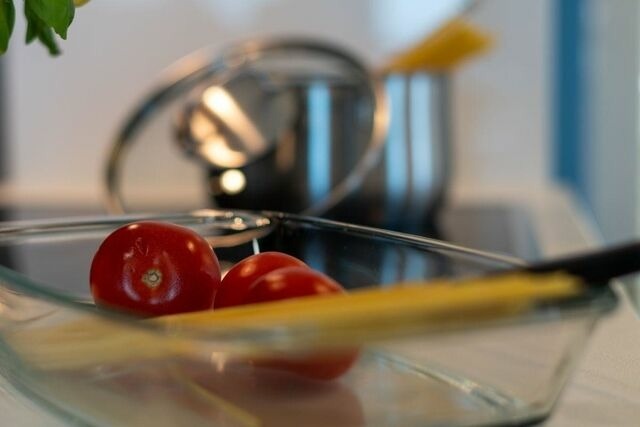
[
  {"x1": 330, "y1": 73, "x2": 450, "y2": 232},
  {"x1": 105, "y1": 38, "x2": 450, "y2": 234}
]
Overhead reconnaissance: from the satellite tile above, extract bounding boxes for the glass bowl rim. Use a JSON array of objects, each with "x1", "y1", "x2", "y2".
[{"x1": 0, "y1": 210, "x2": 614, "y2": 343}]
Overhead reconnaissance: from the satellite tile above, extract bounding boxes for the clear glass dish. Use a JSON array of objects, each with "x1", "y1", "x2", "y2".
[{"x1": 0, "y1": 211, "x2": 617, "y2": 427}]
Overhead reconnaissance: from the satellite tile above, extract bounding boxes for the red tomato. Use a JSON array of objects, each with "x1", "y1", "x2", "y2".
[
  {"x1": 214, "y1": 252, "x2": 307, "y2": 309},
  {"x1": 244, "y1": 267, "x2": 359, "y2": 381},
  {"x1": 90, "y1": 221, "x2": 221, "y2": 317},
  {"x1": 244, "y1": 266, "x2": 344, "y2": 304}
]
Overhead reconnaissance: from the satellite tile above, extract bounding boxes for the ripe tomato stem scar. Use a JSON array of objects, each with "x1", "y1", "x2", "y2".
[{"x1": 142, "y1": 268, "x2": 163, "y2": 288}]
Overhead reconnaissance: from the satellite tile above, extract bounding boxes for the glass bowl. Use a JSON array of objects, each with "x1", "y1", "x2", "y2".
[{"x1": 0, "y1": 211, "x2": 616, "y2": 427}]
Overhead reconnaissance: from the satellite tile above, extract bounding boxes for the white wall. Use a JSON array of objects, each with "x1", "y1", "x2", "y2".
[
  {"x1": 453, "y1": 0, "x2": 551, "y2": 189},
  {"x1": 584, "y1": 0, "x2": 640, "y2": 243},
  {"x1": 3, "y1": 0, "x2": 551, "y2": 210}
]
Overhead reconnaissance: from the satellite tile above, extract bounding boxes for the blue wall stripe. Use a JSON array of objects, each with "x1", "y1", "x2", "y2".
[{"x1": 554, "y1": 0, "x2": 588, "y2": 204}]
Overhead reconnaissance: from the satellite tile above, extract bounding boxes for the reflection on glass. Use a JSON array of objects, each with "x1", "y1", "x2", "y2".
[
  {"x1": 409, "y1": 75, "x2": 434, "y2": 230},
  {"x1": 384, "y1": 76, "x2": 408, "y2": 222},
  {"x1": 307, "y1": 82, "x2": 332, "y2": 202},
  {"x1": 189, "y1": 109, "x2": 218, "y2": 142},
  {"x1": 199, "y1": 135, "x2": 248, "y2": 168},
  {"x1": 220, "y1": 169, "x2": 247, "y2": 195},
  {"x1": 201, "y1": 86, "x2": 268, "y2": 158}
]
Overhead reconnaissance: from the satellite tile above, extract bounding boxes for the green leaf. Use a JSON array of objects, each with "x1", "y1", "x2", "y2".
[
  {"x1": 25, "y1": 0, "x2": 74, "y2": 39},
  {"x1": 36, "y1": 26, "x2": 60, "y2": 55},
  {"x1": 0, "y1": 0, "x2": 15, "y2": 54},
  {"x1": 25, "y1": 19, "x2": 36, "y2": 43},
  {"x1": 24, "y1": 2, "x2": 60, "y2": 55}
]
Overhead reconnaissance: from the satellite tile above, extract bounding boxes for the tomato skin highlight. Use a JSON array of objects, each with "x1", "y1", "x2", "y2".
[
  {"x1": 244, "y1": 267, "x2": 359, "y2": 381},
  {"x1": 90, "y1": 221, "x2": 221, "y2": 317},
  {"x1": 214, "y1": 252, "x2": 307, "y2": 309},
  {"x1": 243, "y1": 266, "x2": 344, "y2": 304}
]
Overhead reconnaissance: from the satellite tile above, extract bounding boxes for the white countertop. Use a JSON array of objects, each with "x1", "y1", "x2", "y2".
[
  {"x1": 548, "y1": 292, "x2": 640, "y2": 426},
  {"x1": 1, "y1": 185, "x2": 639, "y2": 426}
]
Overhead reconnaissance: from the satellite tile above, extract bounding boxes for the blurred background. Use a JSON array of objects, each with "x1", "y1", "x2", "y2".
[{"x1": 0, "y1": 0, "x2": 636, "y2": 246}]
